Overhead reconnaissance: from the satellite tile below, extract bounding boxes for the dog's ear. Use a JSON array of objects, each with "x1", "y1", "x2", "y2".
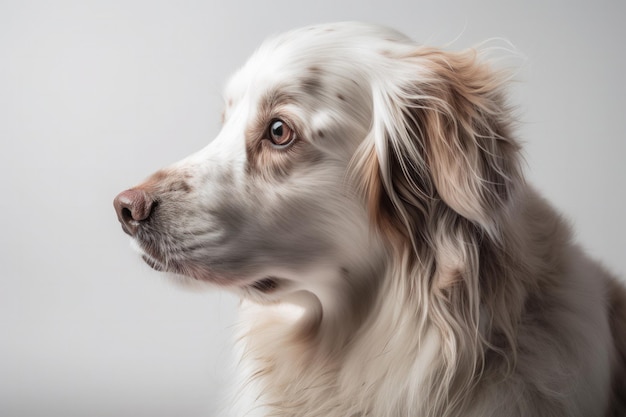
[{"x1": 354, "y1": 48, "x2": 521, "y2": 243}]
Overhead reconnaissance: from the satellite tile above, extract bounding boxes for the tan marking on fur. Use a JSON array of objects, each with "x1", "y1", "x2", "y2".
[
  {"x1": 133, "y1": 168, "x2": 192, "y2": 195},
  {"x1": 413, "y1": 49, "x2": 521, "y2": 228},
  {"x1": 367, "y1": 47, "x2": 521, "y2": 240},
  {"x1": 245, "y1": 131, "x2": 297, "y2": 179},
  {"x1": 245, "y1": 93, "x2": 284, "y2": 178},
  {"x1": 245, "y1": 93, "x2": 323, "y2": 180},
  {"x1": 352, "y1": 142, "x2": 407, "y2": 250}
]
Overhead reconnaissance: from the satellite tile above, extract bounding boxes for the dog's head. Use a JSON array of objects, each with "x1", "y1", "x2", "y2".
[{"x1": 114, "y1": 22, "x2": 520, "y2": 308}]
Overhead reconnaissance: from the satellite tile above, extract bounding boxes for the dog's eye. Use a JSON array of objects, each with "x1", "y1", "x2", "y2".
[{"x1": 268, "y1": 119, "x2": 296, "y2": 148}]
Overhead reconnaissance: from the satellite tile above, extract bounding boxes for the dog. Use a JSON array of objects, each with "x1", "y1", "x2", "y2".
[{"x1": 114, "y1": 22, "x2": 626, "y2": 417}]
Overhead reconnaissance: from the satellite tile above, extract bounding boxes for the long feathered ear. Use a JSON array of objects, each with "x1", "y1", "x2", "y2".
[
  {"x1": 350, "y1": 47, "x2": 524, "y2": 411},
  {"x1": 355, "y1": 47, "x2": 522, "y2": 244}
]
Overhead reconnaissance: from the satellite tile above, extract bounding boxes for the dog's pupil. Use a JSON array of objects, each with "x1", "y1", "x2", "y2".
[{"x1": 272, "y1": 121, "x2": 283, "y2": 138}]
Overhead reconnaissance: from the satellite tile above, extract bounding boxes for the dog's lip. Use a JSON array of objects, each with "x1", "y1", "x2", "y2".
[
  {"x1": 133, "y1": 239, "x2": 282, "y2": 290},
  {"x1": 137, "y1": 246, "x2": 239, "y2": 286}
]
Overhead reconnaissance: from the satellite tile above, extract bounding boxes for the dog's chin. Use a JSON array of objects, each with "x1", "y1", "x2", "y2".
[
  {"x1": 142, "y1": 254, "x2": 165, "y2": 272},
  {"x1": 139, "y1": 253, "x2": 204, "y2": 291},
  {"x1": 138, "y1": 247, "x2": 289, "y2": 299}
]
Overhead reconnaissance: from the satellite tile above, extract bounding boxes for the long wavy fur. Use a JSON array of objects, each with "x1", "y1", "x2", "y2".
[{"x1": 351, "y1": 45, "x2": 625, "y2": 416}]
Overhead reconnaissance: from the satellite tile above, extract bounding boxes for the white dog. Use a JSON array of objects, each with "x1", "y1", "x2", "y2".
[{"x1": 114, "y1": 22, "x2": 626, "y2": 417}]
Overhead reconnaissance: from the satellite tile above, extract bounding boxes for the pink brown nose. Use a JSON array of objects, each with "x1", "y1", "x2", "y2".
[{"x1": 113, "y1": 189, "x2": 156, "y2": 236}]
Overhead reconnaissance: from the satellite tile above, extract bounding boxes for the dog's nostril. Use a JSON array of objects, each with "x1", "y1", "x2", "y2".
[
  {"x1": 120, "y1": 207, "x2": 134, "y2": 223},
  {"x1": 113, "y1": 189, "x2": 156, "y2": 235}
]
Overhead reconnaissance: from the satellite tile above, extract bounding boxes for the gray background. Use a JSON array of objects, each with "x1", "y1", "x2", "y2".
[{"x1": 1, "y1": 1, "x2": 624, "y2": 416}]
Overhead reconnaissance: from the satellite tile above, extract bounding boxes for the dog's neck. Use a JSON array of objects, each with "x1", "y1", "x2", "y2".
[
  {"x1": 238, "y1": 254, "x2": 387, "y2": 353},
  {"x1": 235, "y1": 255, "x2": 448, "y2": 416}
]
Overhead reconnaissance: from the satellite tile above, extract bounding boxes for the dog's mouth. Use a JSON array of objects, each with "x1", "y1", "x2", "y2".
[
  {"x1": 240, "y1": 276, "x2": 289, "y2": 301},
  {"x1": 250, "y1": 277, "x2": 279, "y2": 292}
]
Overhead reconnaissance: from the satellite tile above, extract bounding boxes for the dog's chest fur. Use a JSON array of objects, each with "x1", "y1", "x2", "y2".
[{"x1": 234, "y1": 295, "x2": 445, "y2": 417}]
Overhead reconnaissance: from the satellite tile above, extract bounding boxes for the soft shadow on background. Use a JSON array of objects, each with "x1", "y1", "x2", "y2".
[{"x1": 1, "y1": 1, "x2": 624, "y2": 416}]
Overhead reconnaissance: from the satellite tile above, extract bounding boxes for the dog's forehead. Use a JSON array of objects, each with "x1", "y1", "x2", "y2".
[{"x1": 224, "y1": 22, "x2": 410, "y2": 102}]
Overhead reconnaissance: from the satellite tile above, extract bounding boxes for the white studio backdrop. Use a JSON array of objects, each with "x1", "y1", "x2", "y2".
[{"x1": 0, "y1": 1, "x2": 624, "y2": 416}]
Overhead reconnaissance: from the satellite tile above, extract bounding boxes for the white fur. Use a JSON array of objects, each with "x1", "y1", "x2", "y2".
[{"x1": 115, "y1": 22, "x2": 626, "y2": 417}]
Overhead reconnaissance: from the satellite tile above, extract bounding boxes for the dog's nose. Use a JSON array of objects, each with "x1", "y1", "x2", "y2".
[{"x1": 113, "y1": 189, "x2": 156, "y2": 236}]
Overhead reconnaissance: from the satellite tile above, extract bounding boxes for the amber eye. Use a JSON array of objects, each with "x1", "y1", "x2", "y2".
[{"x1": 268, "y1": 119, "x2": 296, "y2": 148}]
